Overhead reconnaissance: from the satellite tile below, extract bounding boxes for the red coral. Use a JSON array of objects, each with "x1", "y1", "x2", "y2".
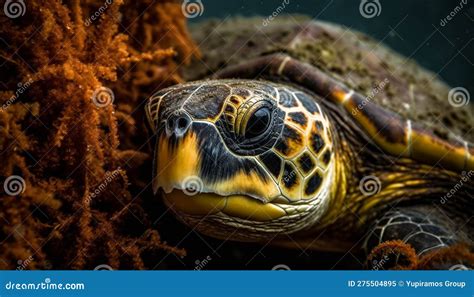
[{"x1": 0, "y1": 0, "x2": 199, "y2": 269}]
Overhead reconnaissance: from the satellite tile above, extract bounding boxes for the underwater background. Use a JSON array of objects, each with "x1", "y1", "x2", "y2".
[{"x1": 0, "y1": 0, "x2": 472, "y2": 270}]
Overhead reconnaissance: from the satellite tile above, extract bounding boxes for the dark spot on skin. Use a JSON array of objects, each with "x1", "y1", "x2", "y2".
[
  {"x1": 225, "y1": 115, "x2": 234, "y2": 125},
  {"x1": 305, "y1": 172, "x2": 323, "y2": 195},
  {"x1": 274, "y1": 125, "x2": 303, "y2": 156},
  {"x1": 225, "y1": 105, "x2": 235, "y2": 113},
  {"x1": 310, "y1": 133, "x2": 325, "y2": 154},
  {"x1": 278, "y1": 89, "x2": 298, "y2": 107},
  {"x1": 295, "y1": 92, "x2": 318, "y2": 114},
  {"x1": 315, "y1": 120, "x2": 324, "y2": 131},
  {"x1": 259, "y1": 151, "x2": 282, "y2": 179},
  {"x1": 322, "y1": 150, "x2": 331, "y2": 165},
  {"x1": 297, "y1": 152, "x2": 315, "y2": 174},
  {"x1": 288, "y1": 112, "x2": 307, "y2": 126},
  {"x1": 282, "y1": 162, "x2": 298, "y2": 189},
  {"x1": 442, "y1": 116, "x2": 453, "y2": 127},
  {"x1": 230, "y1": 95, "x2": 241, "y2": 105}
]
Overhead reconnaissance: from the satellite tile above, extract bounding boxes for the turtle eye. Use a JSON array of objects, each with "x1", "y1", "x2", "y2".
[
  {"x1": 216, "y1": 97, "x2": 284, "y2": 156},
  {"x1": 244, "y1": 107, "x2": 271, "y2": 138}
]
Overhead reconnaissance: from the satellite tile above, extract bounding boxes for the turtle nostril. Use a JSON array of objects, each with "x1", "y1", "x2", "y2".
[
  {"x1": 166, "y1": 117, "x2": 175, "y2": 130},
  {"x1": 177, "y1": 117, "x2": 189, "y2": 129},
  {"x1": 166, "y1": 112, "x2": 191, "y2": 136}
]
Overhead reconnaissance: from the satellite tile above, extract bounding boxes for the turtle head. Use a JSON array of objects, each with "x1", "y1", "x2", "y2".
[{"x1": 146, "y1": 79, "x2": 338, "y2": 241}]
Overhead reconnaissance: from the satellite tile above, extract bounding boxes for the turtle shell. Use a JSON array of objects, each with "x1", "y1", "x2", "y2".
[{"x1": 184, "y1": 16, "x2": 474, "y2": 149}]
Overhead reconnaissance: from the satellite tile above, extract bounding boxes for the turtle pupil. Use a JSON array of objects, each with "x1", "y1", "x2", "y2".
[{"x1": 245, "y1": 107, "x2": 271, "y2": 138}]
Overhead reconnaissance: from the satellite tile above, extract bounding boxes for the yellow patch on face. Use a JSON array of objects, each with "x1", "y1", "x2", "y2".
[
  {"x1": 212, "y1": 170, "x2": 280, "y2": 202},
  {"x1": 153, "y1": 132, "x2": 201, "y2": 193}
]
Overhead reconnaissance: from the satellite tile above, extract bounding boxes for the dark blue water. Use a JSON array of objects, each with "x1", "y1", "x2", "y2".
[{"x1": 191, "y1": 0, "x2": 474, "y2": 96}]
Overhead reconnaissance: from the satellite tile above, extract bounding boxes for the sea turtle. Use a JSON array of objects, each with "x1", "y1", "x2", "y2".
[{"x1": 146, "y1": 17, "x2": 474, "y2": 269}]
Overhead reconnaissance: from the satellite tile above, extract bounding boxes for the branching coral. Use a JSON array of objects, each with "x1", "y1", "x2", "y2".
[{"x1": 0, "y1": 0, "x2": 199, "y2": 269}]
